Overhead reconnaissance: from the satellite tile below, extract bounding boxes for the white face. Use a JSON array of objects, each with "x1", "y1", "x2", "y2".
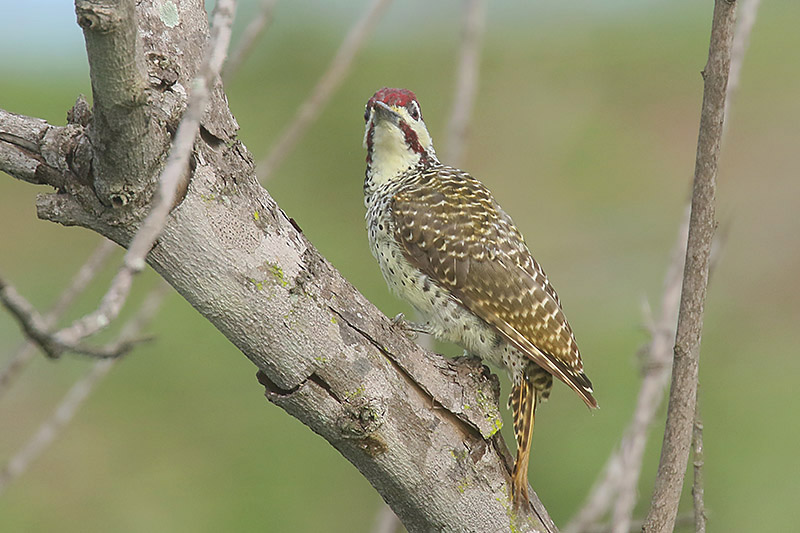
[{"x1": 363, "y1": 100, "x2": 436, "y2": 190}]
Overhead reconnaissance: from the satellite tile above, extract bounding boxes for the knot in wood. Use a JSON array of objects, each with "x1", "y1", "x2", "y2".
[
  {"x1": 67, "y1": 130, "x2": 93, "y2": 185},
  {"x1": 147, "y1": 53, "x2": 181, "y2": 88},
  {"x1": 108, "y1": 190, "x2": 132, "y2": 208},
  {"x1": 75, "y1": 2, "x2": 124, "y2": 33},
  {"x1": 67, "y1": 95, "x2": 92, "y2": 127},
  {"x1": 337, "y1": 397, "x2": 386, "y2": 439}
]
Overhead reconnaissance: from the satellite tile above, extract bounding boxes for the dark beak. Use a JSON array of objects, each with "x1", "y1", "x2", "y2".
[{"x1": 372, "y1": 101, "x2": 401, "y2": 125}]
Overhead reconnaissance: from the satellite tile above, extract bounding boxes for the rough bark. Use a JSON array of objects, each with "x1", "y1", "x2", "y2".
[
  {"x1": 642, "y1": 1, "x2": 735, "y2": 531},
  {"x1": 0, "y1": 1, "x2": 555, "y2": 531}
]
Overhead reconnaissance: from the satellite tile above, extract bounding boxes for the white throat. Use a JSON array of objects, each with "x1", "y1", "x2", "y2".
[{"x1": 364, "y1": 119, "x2": 435, "y2": 198}]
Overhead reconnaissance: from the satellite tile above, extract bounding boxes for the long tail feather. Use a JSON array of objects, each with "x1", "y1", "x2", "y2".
[{"x1": 510, "y1": 376, "x2": 537, "y2": 507}]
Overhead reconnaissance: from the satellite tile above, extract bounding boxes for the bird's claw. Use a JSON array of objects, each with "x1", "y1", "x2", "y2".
[
  {"x1": 391, "y1": 312, "x2": 407, "y2": 327},
  {"x1": 391, "y1": 313, "x2": 424, "y2": 339}
]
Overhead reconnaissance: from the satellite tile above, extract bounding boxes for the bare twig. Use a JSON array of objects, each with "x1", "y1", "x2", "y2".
[
  {"x1": 443, "y1": 0, "x2": 486, "y2": 167},
  {"x1": 568, "y1": 217, "x2": 729, "y2": 533},
  {"x1": 223, "y1": 0, "x2": 279, "y2": 82},
  {"x1": 583, "y1": 514, "x2": 694, "y2": 533},
  {"x1": 607, "y1": 218, "x2": 691, "y2": 533},
  {"x1": 564, "y1": 211, "x2": 688, "y2": 533},
  {"x1": 692, "y1": 397, "x2": 706, "y2": 533},
  {"x1": 0, "y1": 276, "x2": 143, "y2": 359},
  {"x1": 0, "y1": 282, "x2": 169, "y2": 495},
  {"x1": 724, "y1": 0, "x2": 761, "y2": 135},
  {"x1": 567, "y1": 1, "x2": 757, "y2": 530},
  {"x1": 642, "y1": 2, "x2": 735, "y2": 531},
  {"x1": 256, "y1": 0, "x2": 393, "y2": 181},
  {"x1": 0, "y1": 240, "x2": 116, "y2": 397},
  {"x1": 0, "y1": 0, "x2": 236, "y2": 360}
]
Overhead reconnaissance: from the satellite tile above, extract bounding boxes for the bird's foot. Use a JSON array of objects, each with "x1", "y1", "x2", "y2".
[{"x1": 391, "y1": 313, "x2": 429, "y2": 339}]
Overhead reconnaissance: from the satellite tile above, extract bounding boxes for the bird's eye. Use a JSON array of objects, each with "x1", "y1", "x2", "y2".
[
  {"x1": 364, "y1": 105, "x2": 371, "y2": 123},
  {"x1": 407, "y1": 102, "x2": 420, "y2": 121}
]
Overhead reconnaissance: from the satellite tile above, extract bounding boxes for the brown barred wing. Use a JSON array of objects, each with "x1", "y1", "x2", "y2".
[{"x1": 391, "y1": 166, "x2": 597, "y2": 408}]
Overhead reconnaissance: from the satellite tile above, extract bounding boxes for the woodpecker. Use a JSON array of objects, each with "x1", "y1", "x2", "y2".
[{"x1": 362, "y1": 87, "x2": 597, "y2": 506}]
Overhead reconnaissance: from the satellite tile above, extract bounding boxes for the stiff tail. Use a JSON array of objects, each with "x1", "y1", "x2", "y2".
[{"x1": 509, "y1": 375, "x2": 537, "y2": 507}]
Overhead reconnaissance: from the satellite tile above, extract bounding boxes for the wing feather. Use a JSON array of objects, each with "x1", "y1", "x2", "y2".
[{"x1": 392, "y1": 166, "x2": 597, "y2": 408}]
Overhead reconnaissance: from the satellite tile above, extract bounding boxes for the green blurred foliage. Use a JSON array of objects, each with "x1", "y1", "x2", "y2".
[{"x1": 1, "y1": 1, "x2": 799, "y2": 531}]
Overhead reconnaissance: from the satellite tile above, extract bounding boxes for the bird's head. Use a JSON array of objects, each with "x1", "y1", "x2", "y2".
[{"x1": 363, "y1": 88, "x2": 437, "y2": 191}]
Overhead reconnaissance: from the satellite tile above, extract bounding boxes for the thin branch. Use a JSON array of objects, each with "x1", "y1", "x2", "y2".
[
  {"x1": 583, "y1": 515, "x2": 694, "y2": 533},
  {"x1": 443, "y1": 0, "x2": 486, "y2": 167},
  {"x1": 568, "y1": 218, "x2": 729, "y2": 533},
  {"x1": 256, "y1": 0, "x2": 393, "y2": 181},
  {"x1": 564, "y1": 210, "x2": 688, "y2": 533},
  {"x1": 692, "y1": 397, "x2": 706, "y2": 533},
  {"x1": 223, "y1": 0, "x2": 279, "y2": 82},
  {"x1": 0, "y1": 239, "x2": 116, "y2": 397},
  {"x1": 0, "y1": 282, "x2": 169, "y2": 495},
  {"x1": 0, "y1": 276, "x2": 144, "y2": 359},
  {"x1": 0, "y1": 0, "x2": 236, "y2": 360},
  {"x1": 567, "y1": 1, "x2": 757, "y2": 530},
  {"x1": 642, "y1": 2, "x2": 735, "y2": 531},
  {"x1": 608, "y1": 221, "x2": 690, "y2": 533},
  {"x1": 724, "y1": 0, "x2": 761, "y2": 136}
]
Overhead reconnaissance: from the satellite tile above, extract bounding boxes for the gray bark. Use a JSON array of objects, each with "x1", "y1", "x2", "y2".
[
  {"x1": 0, "y1": 1, "x2": 556, "y2": 531},
  {"x1": 642, "y1": 0, "x2": 735, "y2": 531}
]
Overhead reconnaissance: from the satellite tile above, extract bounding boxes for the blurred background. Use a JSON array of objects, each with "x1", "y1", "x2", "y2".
[{"x1": 1, "y1": 0, "x2": 798, "y2": 531}]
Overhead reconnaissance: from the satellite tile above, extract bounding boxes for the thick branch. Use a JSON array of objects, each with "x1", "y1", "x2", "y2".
[
  {"x1": 0, "y1": 0, "x2": 235, "y2": 359},
  {"x1": 49, "y1": 0, "x2": 236, "y2": 351},
  {"x1": 1, "y1": 1, "x2": 556, "y2": 530},
  {"x1": 76, "y1": 0, "x2": 166, "y2": 207},
  {"x1": 121, "y1": 151, "x2": 547, "y2": 532},
  {"x1": 0, "y1": 108, "x2": 82, "y2": 190},
  {"x1": 642, "y1": 1, "x2": 736, "y2": 531}
]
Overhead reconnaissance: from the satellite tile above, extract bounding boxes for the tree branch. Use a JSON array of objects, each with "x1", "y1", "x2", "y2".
[
  {"x1": 642, "y1": 2, "x2": 736, "y2": 531},
  {"x1": 223, "y1": 0, "x2": 279, "y2": 82},
  {"x1": 608, "y1": 217, "x2": 689, "y2": 533},
  {"x1": 0, "y1": 0, "x2": 235, "y2": 360},
  {"x1": 443, "y1": 0, "x2": 486, "y2": 167},
  {"x1": 567, "y1": 1, "x2": 758, "y2": 529},
  {"x1": 0, "y1": 1, "x2": 555, "y2": 530},
  {"x1": 564, "y1": 210, "x2": 689, "y2": 533},
  {"x1": 0, "y1": 282, "x2": 169, "y2": 495},
  {"x1": 75, "y1": 0, "x2": 167, "y2": 207},
  {"x1": 691, "y1": 397, "x2": 706, "y2": 533},
  {"x1": 256, "y1": 0, "x2": 393, "y2": 181},
  {"x1": 0, "y1": 240, "x2": 116, "y2": 398},
  {"x1": 49, "y1": 0, "x2": 236, "y2": 347},
  {"x1": 0, "y1": 275, "x2": 145, "y2": 359}
]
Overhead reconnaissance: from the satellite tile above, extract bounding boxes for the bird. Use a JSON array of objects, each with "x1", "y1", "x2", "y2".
[{"x1": 362, "y1": 87, "x2": 597, "y2": 507}]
